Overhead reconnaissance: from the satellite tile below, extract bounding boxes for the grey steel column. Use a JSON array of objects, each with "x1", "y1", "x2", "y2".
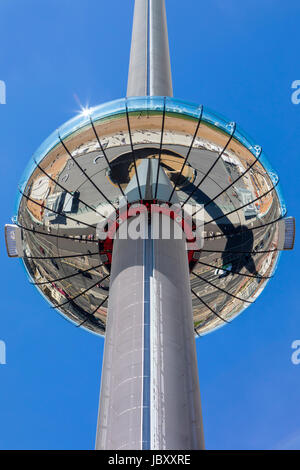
[
  {"x1": 149, "y1": 225, "x2": 204, "y2": 449},
  {"x1": 127, "y1": 0, "x2": 148, "y2": 96},
  {"x1": 127, "y1": 0, "x2": 173, "y2": 97},
  {"x1": 149, "y1": 0, "x2": 173, "y2": 96},
  {"x1": 96, "y1": 233, "x2": 145, "y2": 449},
  {"x1": 96, "y1": 160, "x2": 205, "y2": 450},
  {"x1": 96, "y1": 0, "x2": 203, "y2": 450},
  {"x1": 96, "y1": 215, "x2": 204, "y2": 450}
]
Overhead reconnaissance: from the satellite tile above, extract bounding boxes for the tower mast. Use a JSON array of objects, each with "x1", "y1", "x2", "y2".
[
  {"x1": 127, "y1": 0, "x2": 173, "y2": 97},
  {"x1": 96, "y1": 0, "x2": 204, "y2": 450}
]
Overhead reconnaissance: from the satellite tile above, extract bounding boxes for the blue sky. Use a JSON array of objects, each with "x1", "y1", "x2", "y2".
[{"x1": 0, "y1": 0, "x2": 299, "y2": 450}]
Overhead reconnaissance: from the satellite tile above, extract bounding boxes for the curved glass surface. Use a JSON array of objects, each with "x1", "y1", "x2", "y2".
[{"x1": 15, "y1": 97, "x2": 286, "y2": 336}]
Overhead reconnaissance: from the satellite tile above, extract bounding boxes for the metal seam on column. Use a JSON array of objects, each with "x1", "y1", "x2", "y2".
[
  {"x1": 150, "y1": 230, "x2": 157, "y2": 449},
  {"x1": 150, "y1": 234, "x2": 155, "y2": 450},
  {"x1": 147, "y1": 0, "x2": 150, "y2": 95},
  {"x1": 140, "y1": 235, "x2": 145, "y2": 449},
  {"x1": 142, "y1": 222, "x2": 151, "y2": 449}
]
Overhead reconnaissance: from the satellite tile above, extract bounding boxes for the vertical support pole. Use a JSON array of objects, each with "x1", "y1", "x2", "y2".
[
  {"x1": 96, "y1": 215, "x2": 205, "y2": 450},
  {"x1": 149, "y1": 0, "x2": 173, "y2": 96},
  {"x1": 127, "y1": 0, "x2": 173, "y2": 97},
  {"x1": 96, "y1": 0, "x2": 204, "y2": 450},
  {"x1": 127, "y1": 0, "x2": 149, "y2": 97}
]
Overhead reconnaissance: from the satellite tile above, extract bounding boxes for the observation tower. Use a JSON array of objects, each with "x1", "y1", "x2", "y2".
[{"x1": 5, "y1": 0, "x2": 295, "y2": 450}]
